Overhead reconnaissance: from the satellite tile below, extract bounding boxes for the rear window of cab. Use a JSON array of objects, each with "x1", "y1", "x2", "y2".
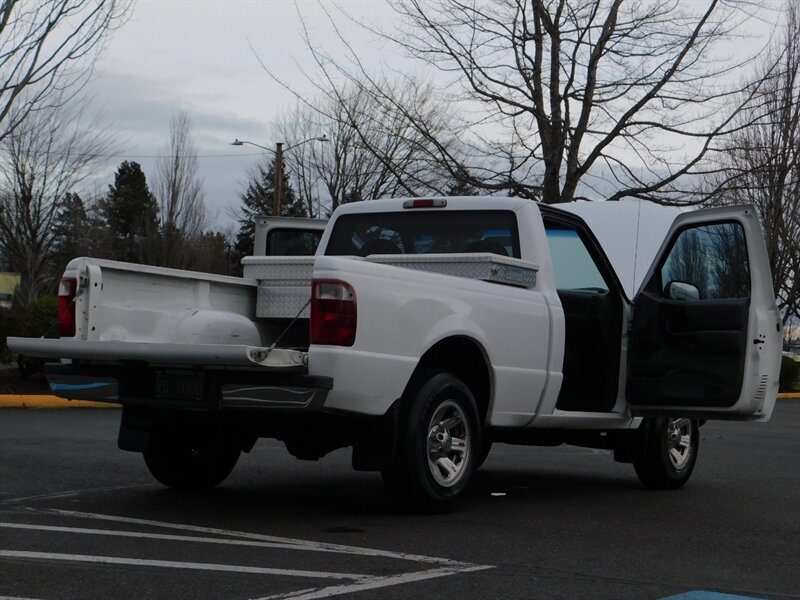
[{"x1": 325, "y1": 210, "x2": 521, "y2": 258}]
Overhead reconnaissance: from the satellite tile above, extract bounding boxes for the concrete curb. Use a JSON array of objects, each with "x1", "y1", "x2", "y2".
[{"x1": 0, "y1": 395, "x2": 120, "y2": 408}]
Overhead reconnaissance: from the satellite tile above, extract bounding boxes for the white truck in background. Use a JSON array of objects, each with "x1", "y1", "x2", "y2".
[{"x1": 9, "y1": 197, "x2": 782, "y2": 512}]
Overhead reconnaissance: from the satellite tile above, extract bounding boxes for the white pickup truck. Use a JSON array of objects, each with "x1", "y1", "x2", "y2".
[{"x1": 9, "y1": 197, "x2": 782, "y2": 511}]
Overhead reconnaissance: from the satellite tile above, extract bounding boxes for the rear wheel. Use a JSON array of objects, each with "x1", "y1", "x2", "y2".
[
  {"x1": 634, "y1": 417, "x2": 699, "y2": 489},
  {"x1": 143, "y1": 431, "x2": 241, "y2": 490},
  {"x1": 382, "y1": 371, "x2": 480, "y2": 512}
]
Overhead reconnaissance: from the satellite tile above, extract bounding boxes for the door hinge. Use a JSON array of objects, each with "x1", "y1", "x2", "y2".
[{"x1": 78, "y1": 267, "x2": 90, "y2": 289}]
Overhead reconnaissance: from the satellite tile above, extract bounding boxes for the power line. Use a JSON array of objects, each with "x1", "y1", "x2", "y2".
[{"x1": 66, "y1": 152, "x2": 269, "y2": 159}]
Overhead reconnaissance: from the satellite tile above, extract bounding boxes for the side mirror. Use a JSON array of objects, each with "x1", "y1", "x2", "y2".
[{"x1": 666, "y1": 280, "x2": 701, "y2": 302}]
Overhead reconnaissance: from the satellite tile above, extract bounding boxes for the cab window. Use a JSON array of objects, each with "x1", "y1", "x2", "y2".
[
  {"x1": 545, "y1": 227, "x2": 609, "y2": 291},
  {"x1": 267, "y1": 229, "x2": 323, "y2": 256}
]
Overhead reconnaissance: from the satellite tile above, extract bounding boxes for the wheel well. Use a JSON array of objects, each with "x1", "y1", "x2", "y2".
[{"x1": 410, "y1": 337, "x2": 491, "y2": 423}]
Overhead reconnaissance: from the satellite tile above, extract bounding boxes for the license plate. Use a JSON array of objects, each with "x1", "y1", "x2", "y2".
[{"x1": 154, "y1": 370, "x2": 204, "y2": 401}]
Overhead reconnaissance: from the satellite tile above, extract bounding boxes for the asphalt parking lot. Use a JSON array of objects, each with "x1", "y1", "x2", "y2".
[{"x1": 1, "y1": 402, "x2": 798, "y2": 600}]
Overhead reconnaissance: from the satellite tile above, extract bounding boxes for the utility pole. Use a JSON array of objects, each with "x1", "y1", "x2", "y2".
[
  {"x1": 231, "y1": 136, "x2": 328, "y2": 218},
  {"x1": 274, "y1": 142, "x2": 283, "y2": 217}
]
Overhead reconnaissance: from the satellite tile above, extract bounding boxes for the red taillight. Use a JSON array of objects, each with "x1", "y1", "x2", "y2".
[
  {"x1": 310, "y1": 280, "x2": 356, "y2": 346},
  {"x1": 58, "y1": 277, "x2": 77, "y2": 337},
  {"x1": 402, "y1": 198, "x2": 447, "y2": 209}
]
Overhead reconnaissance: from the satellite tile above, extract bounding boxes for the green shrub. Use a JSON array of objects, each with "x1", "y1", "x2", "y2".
[
  {"x1": 779, "y1": 355, "x2": 800, "y2": 392},
  {"x1": 0, "y1": 308, "x2": 14, "y2": 364},
  {"x1": 0, "y1": 296, "x2": 58, "y2": 375}
]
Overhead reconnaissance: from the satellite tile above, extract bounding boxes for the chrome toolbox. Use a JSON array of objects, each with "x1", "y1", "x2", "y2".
[
  {"x1": 242, "y1": 256, "x2": 314, "y2": 319},
  {"x1": 367, "y1": 253, "x2": 538, "y2": 288},
  {"x1": 243, "y1": 253, "x2": 538, "y2": 320}
]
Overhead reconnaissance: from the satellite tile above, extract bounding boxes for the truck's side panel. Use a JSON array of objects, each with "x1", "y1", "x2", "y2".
[{"x1": 310, "y1": 255, "x2": 554, "y2": 425}]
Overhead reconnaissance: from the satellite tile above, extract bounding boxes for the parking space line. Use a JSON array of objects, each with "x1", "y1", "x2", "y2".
[
  {"x1": 7, "y1": 483, "x2": 157, "y2": 504},
  {"x1": 0, "y1": 523, "x2": 308, "y2": 551},
  {"x1": 254, "y1": 565, "x2": 494, "y2": 600},
  {"x1": 45, "y1": 509, "x2": 477, "y2": 567},
  {"x1": 0, "y1": 551, "x2": 368, "y2": 580},
  {"x1": 3, "y1": 508, "x2": 494, "y2": 598}
]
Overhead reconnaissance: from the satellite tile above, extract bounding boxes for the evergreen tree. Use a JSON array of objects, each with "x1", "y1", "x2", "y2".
[
  {"x1": 234, "y1": 160, "x2": 306, "y2": 265},
  {"x1": 52, "y1": 192, "x2": 89, "y2": 267},
  {"x1": 98, "y1": 161, "x2": 160, "y2": 264},
  {"x1": 191, "y1": 231, "x2": 233, "y2": 275}
]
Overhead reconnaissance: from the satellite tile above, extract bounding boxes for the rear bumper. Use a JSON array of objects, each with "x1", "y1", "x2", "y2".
[{"x1": 44, "y1": 363, "x2": 333, "y2": 412}]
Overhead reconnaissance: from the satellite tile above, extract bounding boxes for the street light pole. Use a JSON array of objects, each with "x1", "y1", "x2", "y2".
[{"x1": 231, "y1": 136, "x2": 328, "y2": 218}]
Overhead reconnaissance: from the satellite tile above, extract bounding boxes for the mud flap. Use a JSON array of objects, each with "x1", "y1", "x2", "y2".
[
  {"x1": 613, "y1": 424, "x2": 649, "y2": 464},
  {"x1": 117, "y1": 406, "x2": 154, "y2": 452},
  {"x1": 351, "y1": 399, "x2": 401, "y2": 471}
]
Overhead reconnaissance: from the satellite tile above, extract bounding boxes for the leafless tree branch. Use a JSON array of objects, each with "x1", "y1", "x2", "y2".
[
  {"x1": 0, "y1": 0, "x2": 131, "y2": 142},
  {"x1": 0, "y1": 96, "x2": 117, "y2": 302}
]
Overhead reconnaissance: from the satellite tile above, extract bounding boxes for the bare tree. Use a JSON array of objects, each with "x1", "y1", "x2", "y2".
[
  {"x1": 275, "y1": 79, "x2": 458, "y2": 215},
  {"x1": 291, "y1": 0, "x2": 779, "y2": 204},
  {"x1": 152, "y1": 111, "x2": 206, "y2": 269},
  {"x1": 0, "y1": 0, "x2": 131, "y2": 142},
  {"x1": 708, "y1": 2, "x2": 800, "y2": 328},
  {"x1": 0, "y1": 98, "x2": 116, "y2": 303}
]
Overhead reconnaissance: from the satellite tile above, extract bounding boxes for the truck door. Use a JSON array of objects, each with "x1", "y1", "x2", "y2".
[{"x1": 627, "y1": 205, "x2": 781, "y2": 421}]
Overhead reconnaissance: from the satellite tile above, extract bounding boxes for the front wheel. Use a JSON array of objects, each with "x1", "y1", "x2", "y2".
[
  {"x1": 634, "y1": 417, "x2": 699, "y2": 489},
  {"x1": 382, "y1": 371, "x2": 481, "y2": 512},
  {"x1": 143, "y1": 431, "x2": 241, "y2": 490}
]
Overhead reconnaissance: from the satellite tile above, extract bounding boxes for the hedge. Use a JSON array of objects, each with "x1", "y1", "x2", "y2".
[{"x1": 0, "y1": 296, "x2": 58, "y2": 376}]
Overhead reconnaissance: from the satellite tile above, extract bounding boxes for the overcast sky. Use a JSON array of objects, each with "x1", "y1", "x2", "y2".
[
  {"x1": 85, "y1": 1, "x2": 396, "y2": 231},
  {"x1": 82, "y1": 1, "x2": 781, "y2": 232}
]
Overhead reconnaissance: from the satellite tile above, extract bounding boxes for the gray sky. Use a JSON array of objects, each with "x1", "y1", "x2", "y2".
[
  {"x1": 86, "y1": 0, "x2": 396, "y2": 231},
  {"x1": 83, "y1": 0, "x2": 780, "y2": 231}
]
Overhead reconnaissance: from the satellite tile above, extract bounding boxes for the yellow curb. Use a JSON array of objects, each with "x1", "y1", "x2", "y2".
[
  {"x1": 2, "y1": 393, "x2": 797, "y2": 408},
  {"x1": 0, "y1": 394, "x2": 120, "y2": 408}
]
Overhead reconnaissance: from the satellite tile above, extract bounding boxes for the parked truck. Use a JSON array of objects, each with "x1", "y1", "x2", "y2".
[{"x1": 9, "y1": 197, "x2": 782, "y2": 511}]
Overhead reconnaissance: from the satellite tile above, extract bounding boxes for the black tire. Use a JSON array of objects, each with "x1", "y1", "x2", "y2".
[
  {"x1": 143, "y1": 432, "x2": 241, "y2": 490},
  {"x1": 634, "y1": 417, "x2": 699, "y2": 489},
  {"x1": 382, "y1": 371, "x2": 481, "y2": 512}
]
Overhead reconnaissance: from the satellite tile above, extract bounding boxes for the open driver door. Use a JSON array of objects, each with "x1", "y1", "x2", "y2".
[{"x1": 627, "y1": 205, "x2": 781, "y2": 421}]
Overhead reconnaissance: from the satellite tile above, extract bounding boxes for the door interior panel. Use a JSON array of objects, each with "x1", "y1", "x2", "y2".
[
  {"x1": 683, "y1": 302, "x2": 746, "y2": 331},
  {"x1": 628, "y1": 292, "x2": 749, "y2": 407}
]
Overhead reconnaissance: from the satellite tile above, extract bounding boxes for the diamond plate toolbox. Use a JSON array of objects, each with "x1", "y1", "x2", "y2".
[
  {"x1": 366, "y1": 253, "x2": 538, "y2": 288},
  {"x1": 242, "y1": 256, "x2": 314, "y2": 319},
  {"x1": 242, "y1": 253, "x2": 538, "y2": 320}
]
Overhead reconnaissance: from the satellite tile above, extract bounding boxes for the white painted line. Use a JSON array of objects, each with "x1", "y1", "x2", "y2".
[
  {"x1": 253, "y1": 565, "x2": 495, "y2": 600},
  {"x1": 0, "y1": 551, "x2": 368, "y2": 581},
  {"x1": 19, "y1": 509, "x2": 495, "y2": 598},
  {"x1": 45, "y1": 509, "x2": 473, "y2": 567},
  {"x1": 8, "y1": 483, "x2": 157, "y2": 504},
  {"x1": 0, "y1": 523, "x2": 304, "y2": 552}
]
